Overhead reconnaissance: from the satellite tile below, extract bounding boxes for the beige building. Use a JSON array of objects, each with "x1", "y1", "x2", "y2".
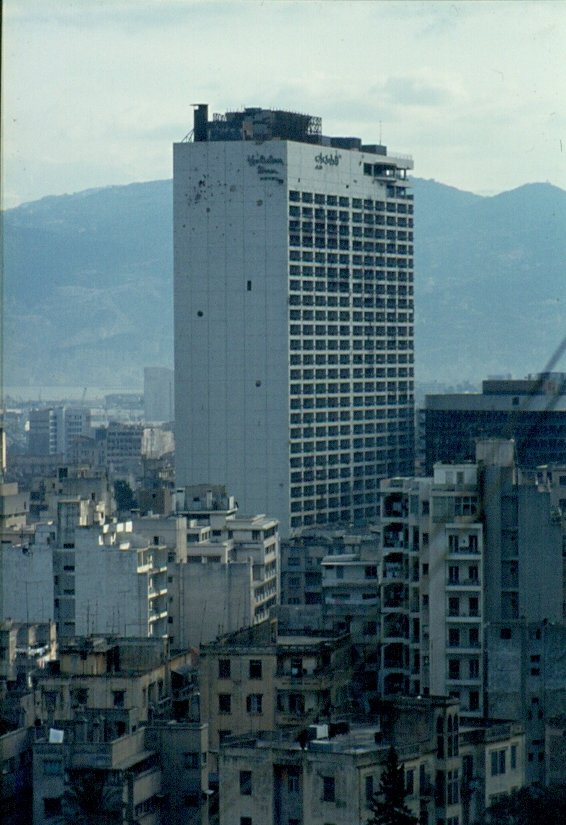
[
  {"x1": 219, "y1": 696, "x2": 461, "y2": 825},
  {"x1": 34, "y1": 636, "x2": 190, "y2": 737},
  {"x1": 218, "y1": 695, "x2": 527, "y2": 825},
  {"x1": 200, "y1": 619, "x2": 351, "y2": 769}
]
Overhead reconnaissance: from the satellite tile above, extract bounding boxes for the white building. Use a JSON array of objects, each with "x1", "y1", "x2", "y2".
[
  {"x1": 28, "y1": 407, "x2": 91, "y2": 457},
  {"x1": 174, "y1": 105, "x2": 414, "y2": 535},
  {"x1": 168, "y1": 485, "x2": 279, "y2": 648},
  {"x1": 0, "y1": 524, "x2": 56, "y2": 625},
  {"x1": 66, "y1": 523, "x2": 169, "y2": 639}
]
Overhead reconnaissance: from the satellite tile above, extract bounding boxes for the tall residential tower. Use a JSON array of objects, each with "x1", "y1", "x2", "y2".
[{"x1": 174, "y1": 106, "x2": 414, "y2": 534}]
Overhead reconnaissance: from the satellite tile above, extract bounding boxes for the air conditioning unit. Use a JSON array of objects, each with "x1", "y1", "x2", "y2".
[{"x1": 307, "y1": 724, "x2": 329, "y2": 741}]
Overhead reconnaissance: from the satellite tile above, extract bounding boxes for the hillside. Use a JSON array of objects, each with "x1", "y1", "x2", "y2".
[{"x1": 2, "y1": 178, "x2": 565, "y2": 388}]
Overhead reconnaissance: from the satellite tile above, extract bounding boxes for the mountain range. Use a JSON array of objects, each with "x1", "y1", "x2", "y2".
[{"x1": 3, "y1": 177, "x2": 565, "y2": 391}]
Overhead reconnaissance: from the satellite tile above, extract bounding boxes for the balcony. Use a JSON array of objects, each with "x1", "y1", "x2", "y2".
[
  {"x1": 276, "y1": 668, "x2": 335, "y2": 689},
  {"x1": 446, "y1": 578, "x2": 481, "y2": 589},
  {"x1": 382, "y1": 564, "x2": 406, "y2": 580}
]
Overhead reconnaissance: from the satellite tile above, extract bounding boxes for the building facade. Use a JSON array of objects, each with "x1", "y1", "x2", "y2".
[
  {"x1": 174, "y1": 105, "x2": 414, "y2": 535},
  {"x1": 144, "y1": 367, "x2": 174, "y2": 424},
  {"x1": 422, "y1": 373, "x2": 566, "y2": 474}
]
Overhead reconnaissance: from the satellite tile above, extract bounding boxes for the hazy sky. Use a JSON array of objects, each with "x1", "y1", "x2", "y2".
[{"x1": 3, "y1": 0, "x2": 565, "y2": 208}]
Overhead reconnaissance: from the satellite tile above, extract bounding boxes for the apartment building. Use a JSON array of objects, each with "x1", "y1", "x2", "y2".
[
  {"x1": 28, "y1": 407, "x2": 91, "y2": 458},
  {"x1": 168, "y1": 486, "x2": 279, "y2": 648},
  {"x1": 378, "y1": 465, "x2": 485, "y2": 713},
  {"x1": 199, "y1": 619, "x2": 351, "y2": 768},
  {"x1": 218, "y1": 695, "x2": 463, "y2": 825}
]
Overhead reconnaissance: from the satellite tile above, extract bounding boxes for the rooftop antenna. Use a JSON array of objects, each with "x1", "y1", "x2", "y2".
[{"x1": 379, "y1": 121, "x2": 383, "y2": 144}]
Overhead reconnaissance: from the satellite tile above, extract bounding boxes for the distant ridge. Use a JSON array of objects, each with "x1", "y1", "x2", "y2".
[{"x1": 3, "y1": 177, "x2": 565, "y2": 388}]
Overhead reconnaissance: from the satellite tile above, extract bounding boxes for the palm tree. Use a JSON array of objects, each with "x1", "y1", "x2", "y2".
[{"x1": 63, "y1": 769, "x2": 122, "y2": 824}]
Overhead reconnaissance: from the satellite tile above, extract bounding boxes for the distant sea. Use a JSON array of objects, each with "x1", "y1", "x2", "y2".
[{"x1": 3, "y1": 385, "x2": 143, "y2": 403}]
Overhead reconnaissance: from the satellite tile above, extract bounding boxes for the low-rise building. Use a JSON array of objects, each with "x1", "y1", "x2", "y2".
[
  {"x1": 34, "y1": 636, "x2": 192, "y2": 735},
  {"x1": 33, "y1": 725, "x2": 163, "y2": 825},
  {"x1": 219, "y1": 695, "x2": 463, "y2": 825},
  {"x1": 459, "y1": 720, "x2": 525, "y2": 825},
  {"x1": 168, "y1": 486, "x2": 279, "y2": 649},
  {"x1": 57, "y1": 521, "x2": 169, "y2": 640},
  {"x1": 486, "y1": 619, "x2": 566, "y2": 785},
  {"x1": 0, "y1": 523, "x2": 56, "y2": 626},
  {"x1": 200, "y1": 619, "x2": 351, "y2": 770},
  {"x1": 33, "y1": 717, "x2": 210, "y2": 825}
]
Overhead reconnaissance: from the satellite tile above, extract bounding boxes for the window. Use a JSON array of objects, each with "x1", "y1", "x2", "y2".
[
  {"x1": 218, "y1": 659, "x2": 231, "y2": 679},
  {"x1": 249, "y1": 659, "x2": 262, "y2": 679},
  {"x1": 184, "y1": 752, "x2": 199, "y2": 769},
  {"x1": 365, "y1": 775, "x2": 374, "y2": 802},
  {"x1": 469, "y1": 658, "x2": 480, "y2": 678},
  {"x1": 246, "y1": 694, "x2": 263, "y2": 714},
  {"x1": 44, "y1": 798, "x2": 62, "y2": 816},
  {"x1": 43, "y1": 759, "x2": 63, "y2": 776},
  {"x1": 448, "y1": 660, "x2": 460, "y2": 680},
  {"x1": 241, "y1": 819, "x2": 252, "y2": 825},
  {"x1": 447, "y1": 770, "x2": 459, "y2": 805},
  {"x1": 448, "y1": 628, "x2": 460, "y2": 647},
  {"x1": 469, "y1": 691, "x2": 480, "y2": 711},
  {"x1": 288, "y1": 768, "x2": 300, "y2": 793},
  {"x1": 323, "y1": 776, "x2": 335, "y2": 802},
  {"x1": 511, "y1": 745, "x2": 517, "y2": 770},
  {"x1": 500, "y1": 627, "x2": 512, "y2": 640},
  {"x1": 218, "y1": 694, "x2": 231, "y2": 714},
  {"x1": 405, "y1": 769, "x2": 414, "y2": 795},
  {"x1": 71, "y1": 688, "x2": 88, "y2": 706},
  {"x1": 240, "y1": 770, "x2": 252, "y2": 795},
  {"x1": 112, "y1": 690, "x2": 125, "y2": 708},
  {"x1": 218, "y1": 729, "x2": 232, "y2": 743},
  {"x1": 491, "y1": 749, "x2": 506, "y2": 776}
]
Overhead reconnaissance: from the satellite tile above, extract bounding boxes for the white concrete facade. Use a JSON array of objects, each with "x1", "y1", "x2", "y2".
[{"x1": 174, "y1": 111, "x2": 414, "y2": 535}]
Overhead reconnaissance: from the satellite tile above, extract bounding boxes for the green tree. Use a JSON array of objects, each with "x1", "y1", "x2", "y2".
[
  {"x1": 481, "y1": 783, "x2": 566, "y2": 825},
  {"x1": 113, "y1": 479, "x2": 136, "y2": 512},
  {"x1": 367, "y1": 746, "x2": 418, "y2": 825}
]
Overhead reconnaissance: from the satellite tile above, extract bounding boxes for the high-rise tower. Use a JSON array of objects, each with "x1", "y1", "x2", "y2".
[{"x1": 174, "y1": 106, "x2": 414, "y2": 534}]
